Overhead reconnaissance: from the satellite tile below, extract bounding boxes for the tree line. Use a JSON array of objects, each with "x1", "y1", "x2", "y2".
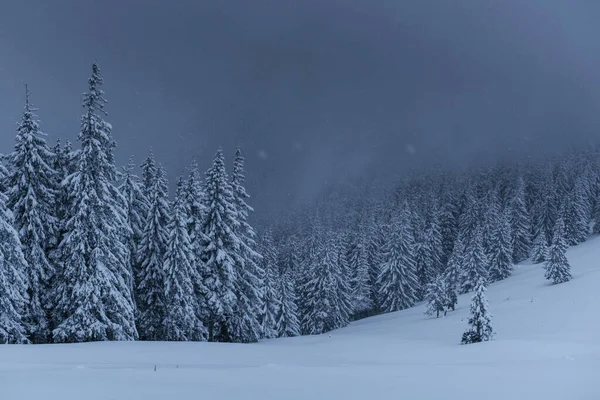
[{"x1": 0, "y1": 63, "x2": 583, "y2": 345}]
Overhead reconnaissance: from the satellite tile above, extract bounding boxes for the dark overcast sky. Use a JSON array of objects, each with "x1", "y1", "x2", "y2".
[{"x1": 1, "y1": 0, "x2": 600, "y2": 216}]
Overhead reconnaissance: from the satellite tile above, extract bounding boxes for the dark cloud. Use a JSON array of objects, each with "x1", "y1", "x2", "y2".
[{"x1": 1, "y1": 0, "x2": 599, "y2": 216}]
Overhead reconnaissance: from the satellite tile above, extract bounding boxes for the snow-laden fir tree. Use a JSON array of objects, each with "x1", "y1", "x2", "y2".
[
  {"x1": 140, "y1": 151, "x2": 157, "y2": 198},
  {"x1": 229, "y1": 149, "x2": 263, "y2": 343},
  {"x1": 184, "y1": 159, "x2": 206, "y2": 238},
  {"x1": 333, "y1": 235, "x2": 353, "y2": 328},
  {"x1": 136, "y1": 165, "x2": 170, "y2": 340},
  {"x1": 52, "y1": 64, "x2": 137, "y2": 342},
  {"x1": 377, "y1": 209, "x2": 419, "y2": 313},
  {"x1": 509, "y1": 176, "x2": 531, "y2": 263},
  {"x1": 459, "y1": 226, "x2": 488, "y2": 294},
  {"x1": 5, "y1": 87, "x2": 58, "y2": 343},
  {"x1": 487, "y1": 210, "x2": 513, "y2": 282},
  {"x1": 544, "y1": 216, "x2": 572, "y2": 285},
  {"x1": 300, "y1": 233, "x2": 346, "y2": 334},
  {"x1": 275, "y1": 268, "x2": 301, "y2": 337},
  {"x1": 260, "y1": 229, "x2": 280, "y2": 339},
  {"x1": 562, "y1": 180, "x2": 590, "y2": 246},
  {"x1": 461, "y1": 278, "x2": 494, "y2": 344},
  {"x1": 531, "y1": 232, "x2": 549, "y2": 264},
  {"x1": 200, "y1": 149, "x2": 240, "y2": 342},
  {"x1": 0, "y1": 190, "x2": 30, "y2": 344},
  {"x1": 414, "y1": 213, "x2": 443, "y2": 300},
  {"x1": 119, "y1": 157, "x2": 149, "y2": 302},
  {"x1": 424, "y1": 275, "x2": 449, "y2": 318},
  {"x1": 347, "y1": 233, "x2": 372, "y2": 318},
  {"x1": 366, "y1": 216, "x2": 387, "y2": 309},
  {"x1": 162, "y1": 177, "x2": 206, "y2": 341},
  {"x1": 443, "y1": 237, "x2": 463, "y2": 312}
]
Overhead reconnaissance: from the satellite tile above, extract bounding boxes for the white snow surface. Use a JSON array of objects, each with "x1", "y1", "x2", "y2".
[{"x1": 2, "y1": 238, "x2": 600, "y2": 399}]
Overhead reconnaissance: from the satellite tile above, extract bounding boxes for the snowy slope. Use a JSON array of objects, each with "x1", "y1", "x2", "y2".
[{"x1": 2, "y1": 238, "x2": 600, "y2": 400}]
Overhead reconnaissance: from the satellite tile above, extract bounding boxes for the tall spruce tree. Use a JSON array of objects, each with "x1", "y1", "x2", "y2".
[
  {"x1": 0, "y1": 191, "x2": 29, "y2": 344},
  {"x1": 200, "y1": 149, "x2": 240, "y2": 342},
  {"x1": 275, "y1": 269, "x2": 301, "y2": 337},
  {"x1": 119, "y1": 157, "x2": 149, "y2": 302},
  {"x1": 229, "y1": 149, "x2": 263, "y2": 343},
  {"x1": 347, "y1": 233, "x2": 372, "y2": 317},
  {"x1": 487, "y1": 210, "x2": 513, "y2": 282},
  {"x1": 509, "y1": 177, "x2": 531, "y2": 263},
  {"x1": 260, "y1": 229, "x2": 280, "y2": 339},
  {"x1": 544, "y1": 217, "x2": 572, "y2": 285},
  {"x1": 136, "y1": 165, "x2": 170, "y2": 340},
  {"x1": 424, "y1": 275, "x2": 449, "y2": 318},
  {"x1": 53, "y1": 64, "x2": 137, "y2": 342},
  {"x1": 443, "y1": 237, "x2": 463, "y2": 312},
  {"x1": 162, "y1": 177, "x2": 206, "y2": 341},
  {"x1": 377, "y1": 209, "x2": 419, "y2": 313},
  {"x1": 531, "y1": 232, "x2": 549, "y2": 264},
  {"x1": 461, "y1": 278, "x2": 494, "y2": 344},
  {"x1": 459, "y1": 226, "x2": 488, "y2": 294},
  {"x1": 5, "y1": 86, "x2": 58, "y2": 343}
]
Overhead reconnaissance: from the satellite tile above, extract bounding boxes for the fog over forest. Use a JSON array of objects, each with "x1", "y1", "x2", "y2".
[{"x1": 2, "y1": 0, "x2": 600, "y2": 219}]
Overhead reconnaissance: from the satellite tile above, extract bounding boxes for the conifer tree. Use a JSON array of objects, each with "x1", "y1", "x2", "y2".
[
  {"x1": 377, "y1": 210, "x2": 419, "y2": 313},
  {"x1": 53, "y1": 64, "x2": 137, "y2": 342},
  {"x1": 5, "y1": 86, "x2": 58, "y2": 343},
  {"x1": 509, "y1": 177, "x2": 531, "y2": 263},
  {"x1": 162, "y1": 177, "x2": 206, "y2": 341},
  {"x1": 184, "y1": 159, "x2": 206, "y2": 238},
  {"x1": 544, "y1": 217, "x2": 572, "y2": 284},
  {"x1": 119, "y1": 158, "x2": 149, "y2": 300},
  {"x1": 443, "y1": 237, "x2": 463, "y2": 312},
  {"x1": 562, "y1": 181, "x2": 589, "y2": 246},
  {"x1": 424, "y1": 275, "x2": 448, "y2": 318},
  {"x1": 260, "y1": 229, "x2": 280, "y2": 339},
  {"x1": 200, "y1": 149, "x2": 240, "y2": 342},
  {"x1": 531, "y1": 232, "x2": 548, "y2": 264},
  {"x1": 459, "y1": 227, "x2": 488, "y2": 294},
  {"x1": 136, "y1": 165, "x2": 170, "y2": 340},
  {"x1": 140, "y1": 151, "x2": 157, "y2": 197},
  {"x1": 347, "y1": 233, "x2": 372, "y2": 317},
  {"x1": 229, "y1": 149, "x2": 263, "y2": 343},
  {"x1": 0, "y1": 191, "x2": 29, "y2": 344},
  {"x1": 299, "y1": 233, "x2": 346, "y2": 334},
  {"x1": 487, "y1": 210, "x2": 513, "y2": 282},
  {"x1": 461, "y1": 278, "x2": 494, "y2": 344},
  {"x1": 333, "y1": 235, "x2": 353, "y2": 327},
  {"x1": 275, "y1": 269, "x2": 301, "y2": 337}
]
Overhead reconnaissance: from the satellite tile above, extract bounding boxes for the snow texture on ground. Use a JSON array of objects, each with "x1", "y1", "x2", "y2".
[{"x1": 2, "y1": 237, "x2": 600, "y2": 399}]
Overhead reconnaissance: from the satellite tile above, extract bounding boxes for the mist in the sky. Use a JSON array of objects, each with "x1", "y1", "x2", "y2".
[{"x1": 1, "y1": 0, "x2": 600, "y2": 217}]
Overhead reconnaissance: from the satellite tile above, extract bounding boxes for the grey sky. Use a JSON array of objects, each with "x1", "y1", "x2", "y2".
[{"x1": 1, "y1": 0, "x2": 600, "y2": 216}]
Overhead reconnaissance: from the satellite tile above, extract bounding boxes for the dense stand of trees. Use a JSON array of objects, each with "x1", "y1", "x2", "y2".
[{"x1": 0, "y1": 63, "x2": 588, "y2": 344}]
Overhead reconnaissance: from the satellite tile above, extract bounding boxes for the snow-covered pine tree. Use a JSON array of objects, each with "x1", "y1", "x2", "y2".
[
  {"x1": 275, "y1": 269, "x2": 301, "y2": 337},
  {"x1": 509, "y1": 176, "x2": 531, "y2": 263},
  {"x1": 229, "y1": 149, "x2": 263, "y2": 343},
  {"x1": 487, "y1": 210, "x2": 513, "y2": 282},
  {"x1": 119, "y1": 157, "x2": 149, "y2": 303},
  {"x1": 299, "y1": 233, "x2": 345, "y2": 334},
  {"x1": 424, "y1": 275, "x2": 449, "y2": 318},
  {"x1": 562, "y1": 180, "x2": 589, "y2": 246},
  {"x1": 162, "y1": 177, "x2": 206, "y2": 341},
  {"x1": 333, "y1": 235, "x2": 353, "y2": 328},
  {"x1": 0, "y1": 190, "x2": 29, "y2": 344},
  {"x1": 136, "y1": 165, "x2": 170, "y2": 340},
  {"x1": 531, "y1": 232, "x2": 549, "y2": 264},
  {"x1": 52, "y1": 64, "x2": 137, "y2": 342},
  {"x1": 377, "y1": 209, "x2": 419, "y2": 313},
  {"x1": 461, "y1": 278, "x2": 494, "y2": 344},
  {"x1": 140, "y1": 151, "x2": 157, "y2": 197},
  {"x1": 347, "y1": 232, "x2": 372, "y2": 318},
  {"x1": 184, "y1": 159, "x2": 206, "y2": 238},
  {"x1": 443, "y1": 237, "x2": 463, "y2": 312},
  {"x1": 200, "y1": 149, "x2": 240, "y2": 342},
  {"x1": 259, "y1": 229, "x2": 280, "y2": 339},
  {"x1": 5, "y1": 86, "x2": 58, "y2": 343},
  {"x1": 544, "y1": 216, "x2": 572, "y2": 285},
  {"x1": 459, "y1": 226, "x2": 488, "y2": 294}
]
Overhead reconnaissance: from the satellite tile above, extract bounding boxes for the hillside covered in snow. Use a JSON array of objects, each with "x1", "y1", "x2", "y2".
[{"x1": 2, "y1": 236, "x2": 599, "y2": 400}]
